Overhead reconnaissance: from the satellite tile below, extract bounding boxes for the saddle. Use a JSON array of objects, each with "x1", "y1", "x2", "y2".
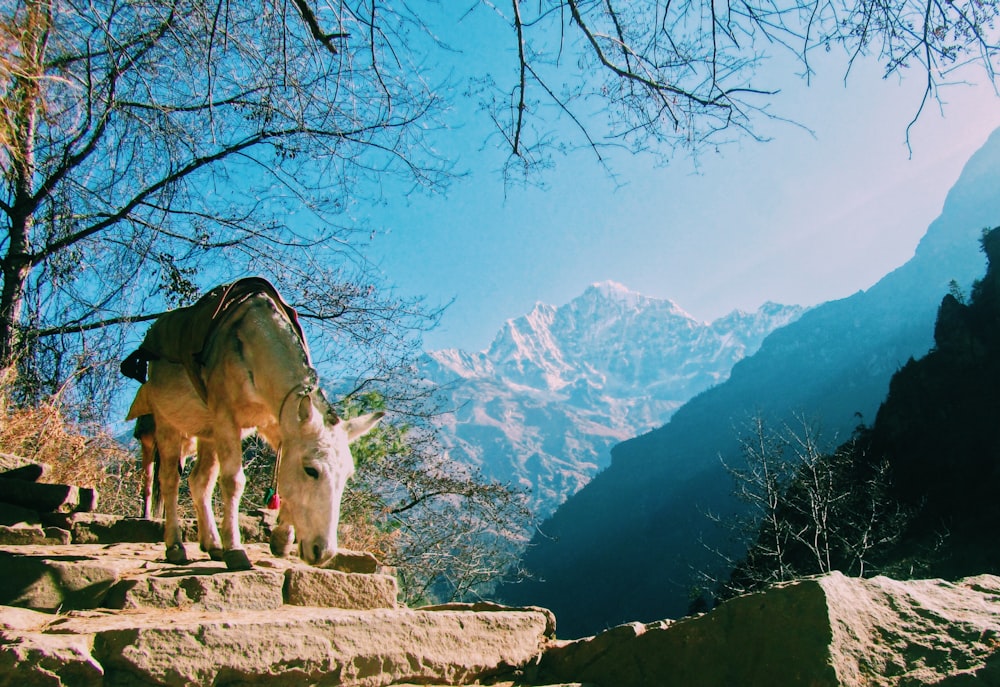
[{"x1": 120, "y1": 277, "x2": 305, "y2": 402}]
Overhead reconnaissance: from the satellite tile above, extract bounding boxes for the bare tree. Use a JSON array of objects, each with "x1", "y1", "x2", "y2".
[
  {"x1": 719, "y1": 414, "x2": 910, "y2": 598},
  {"x1": 718, "y1": 414, "x2": 799, "y2": 590},
  {"x1": 485, "y1": 0, "x2": 1000, "y2": 173},
  {"x1": 0, "y1": 0, "x2": 448, "y2": 411},
  {"x1": 338, "y1": 392, "x2": 532, "y2": 605}
]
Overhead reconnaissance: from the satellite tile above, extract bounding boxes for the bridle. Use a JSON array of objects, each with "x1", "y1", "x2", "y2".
[{"x1": 268, "y1": 368, "x2": 340, "y2": 508}]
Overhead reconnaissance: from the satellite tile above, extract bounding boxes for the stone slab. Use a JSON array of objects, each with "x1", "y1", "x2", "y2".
[
  {"x1": 0, "y1": 479, "x2": 82, "y2": 513},
  {"x1": 0, "y1": 462, "x2": 47, "y2": 482},
  {"x1": 42, "y1": 512, "x2": 184, "y2": 544},
  {"x1": 2, "y1": 605, "x2": 553, "y2": 687},
  {"x1": 0, "y1": 543, "x2": 400, "y2": 614},
  {"x1": 105, "y1": 568, "x2": 286, "y2": 612},
  {"x1": 0, "y1": 501, "x2": 40, "y2": 527},
  {"x1": 284, "y1": 567, "x2": 398, "y2": 609},
  {"x1": 76, "y1": 487, "x2": 98, "y2": 513},
  {"x1": 38, "y1": 512, "x2": 266, "y2": 544},
  {"x1": 325, "y1": 549, "x2": 379, "y2": 574},
  {"x1": 0, "y1": 451, "x2": 32, "y2": 471},
  {"x1": 0, "y1": 629, "x2": 104, "y2": 687},
  {"x1": 0, "y1": 524, "x2": 70, "y2": 546},
  {"x1": 0, "y1": 605, "x2": 55, "y2": 631},
  {"x1": 0, "y1": 550, "x2": 123, "y2": 612},
  {"x1": 420, "y1": 601, "x2": 557, "y2": 638}
]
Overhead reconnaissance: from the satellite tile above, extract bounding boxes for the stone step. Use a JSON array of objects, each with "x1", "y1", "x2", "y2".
[
  {"x1": 0, "y1": 603, "x2": 555, "y2": 687},
  {"x1": 0, "y1": 462, "x2": 48, "y2": 482},
  {"x1": 0, "y1": 542, "x2": 397, "y2": 613},
  {"x1": 0, "y1": 478, "x2": 96, "y2": 514},
  {"x1": 0, "y1": 510, "x2": 274, "y2": 545}
]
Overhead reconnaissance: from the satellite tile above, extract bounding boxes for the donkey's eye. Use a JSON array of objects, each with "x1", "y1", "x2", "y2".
[{"x1": 304, "y1": 466, "x2": 320, "y2": 480}]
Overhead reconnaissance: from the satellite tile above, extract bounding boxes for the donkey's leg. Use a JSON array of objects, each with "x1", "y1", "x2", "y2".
[
  {"x1": 189, "y1": 440, "x2": 224, "y2": 561},
  {"x1": 139, "y1": 433, "x2": 156, "y2": 520},
  {"x1": 215, "y1": 428, "x2": 251, "y2": 571},
  {"x1": 270, "y1": 506, "x2": 296, "y2": 558},
  {"x1": 156, "y1": 430, "x2": 189, "y2": 565}
]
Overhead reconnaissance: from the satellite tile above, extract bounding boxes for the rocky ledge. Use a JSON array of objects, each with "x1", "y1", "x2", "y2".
[{"x1": 533, "y1": 571, "x2": 1000, "y2": 686}]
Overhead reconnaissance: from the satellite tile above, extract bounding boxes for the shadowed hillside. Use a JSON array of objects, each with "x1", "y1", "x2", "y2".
[
  {"x1": 498, "y1": 127, "x2": 1000, "y2": 638},
  {"x1": 723, "y1": 226, "x2": 1000, "y2": 595},
  {"x1": 867, "y1": 227, "x2": 1000, "y2": 578}
]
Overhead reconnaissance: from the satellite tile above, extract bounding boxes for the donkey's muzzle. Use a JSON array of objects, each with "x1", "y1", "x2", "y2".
[{"x1": 299, "y1": 536, "x2": 335, "y2": 567}]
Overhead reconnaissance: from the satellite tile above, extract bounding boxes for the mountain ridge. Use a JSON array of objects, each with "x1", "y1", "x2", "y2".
[{"x1": 420, "y1": 281, "x2": 804, "y2": 516}]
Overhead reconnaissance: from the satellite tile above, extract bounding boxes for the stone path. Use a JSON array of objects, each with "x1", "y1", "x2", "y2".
[{"x1": 0, "y1": 518, "x2": 562, "y2": 687}]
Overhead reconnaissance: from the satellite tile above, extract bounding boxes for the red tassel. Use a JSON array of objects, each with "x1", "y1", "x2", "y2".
[{"x1": 267, "y1": 493, "x2": 281, "y2": 510}]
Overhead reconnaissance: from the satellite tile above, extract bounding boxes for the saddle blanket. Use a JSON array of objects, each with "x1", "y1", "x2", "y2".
[{"x1": 120, "y1": 277, "x2": 304, "y2": 401}]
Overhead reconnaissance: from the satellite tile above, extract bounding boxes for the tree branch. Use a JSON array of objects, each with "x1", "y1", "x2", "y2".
[{"x1": 290, "y1": 0, "x2": 348, "y2": 55}]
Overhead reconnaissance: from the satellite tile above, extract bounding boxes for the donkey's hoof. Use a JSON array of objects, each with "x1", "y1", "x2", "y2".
[
  {"x1": 207, "y1": 548, "x2": 225, "y2": 562},
  {"x1": 223, "y1": 548, "x2": 253, "y2": 571},
  {"x1": 165, "y1": 543, "x2": 189, "y2": 565}
]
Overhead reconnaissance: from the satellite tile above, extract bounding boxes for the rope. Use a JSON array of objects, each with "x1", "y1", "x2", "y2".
[{"x1": 267, "y1": 372, "x2": 319, "y2": 509}]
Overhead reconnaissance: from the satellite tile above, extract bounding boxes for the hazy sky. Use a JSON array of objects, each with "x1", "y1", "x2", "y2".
[{"x1": 362, "y1": 13, "x2": 1000, "y2": 353}]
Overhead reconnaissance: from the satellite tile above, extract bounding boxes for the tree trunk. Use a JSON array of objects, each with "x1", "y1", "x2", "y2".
[{"x1": 0, "y1": 0, "x2": 48, "y2": 406}]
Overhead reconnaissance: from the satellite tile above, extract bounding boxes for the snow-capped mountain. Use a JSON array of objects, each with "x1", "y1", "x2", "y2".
[{"x1": 421, "y1": 281, "x2": 804, "y2": 516}]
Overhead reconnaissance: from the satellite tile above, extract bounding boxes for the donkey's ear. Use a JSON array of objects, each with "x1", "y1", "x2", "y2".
[
  {"x1": 345, "y1": 412, "x2": 384, "y2": 442},
  {"x1": 297, "y1": 394, "x2": 317, "y2": 424}
]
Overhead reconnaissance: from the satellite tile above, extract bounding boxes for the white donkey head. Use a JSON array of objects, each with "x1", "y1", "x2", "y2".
[{"x1": 276, "y1": 390, "x2": 382, "y2": 566}]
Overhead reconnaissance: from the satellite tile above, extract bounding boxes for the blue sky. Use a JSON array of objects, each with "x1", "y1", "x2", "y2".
[{"x1": 361, "y1": 10, "x2": 1000, "y2": 353}]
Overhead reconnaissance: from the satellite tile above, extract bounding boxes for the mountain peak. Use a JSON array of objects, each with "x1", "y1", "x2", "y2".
[
  {"x1": 588, "y1": 280, "x2": 636, "y2": 297},
  {"x1": 580, "y1": 281, "x2": 644, "y2": 309},
  {"x1": 579, "y1": 280, "x2": 693, "y2": 320},
  {"x1": 421, "y1": 280, "x2": 805, "y2": 521}
]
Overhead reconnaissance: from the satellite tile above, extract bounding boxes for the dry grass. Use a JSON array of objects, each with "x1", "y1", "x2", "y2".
[
  {"x1": 0, "y1": 400, "x2": 145, "y2": 516},
  {"x1": 339, "y1": 499, "x2": 402, "y2": 561}
]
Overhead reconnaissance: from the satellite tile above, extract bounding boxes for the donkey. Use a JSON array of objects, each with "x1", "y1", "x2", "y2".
[
  {"x1": 133, "y1": 414, "x2": 162, "y2": 520},
  {"x1": 133, "y1": 414, "x2": 202, "y2": 520},
  {"x1": 125, "y1": 280, "x2": 381, "y2": 570}
]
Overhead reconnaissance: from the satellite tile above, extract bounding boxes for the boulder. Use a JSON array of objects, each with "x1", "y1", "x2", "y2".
[{"x1": 533, "y1": 571, "x2": 1000, "y2": 687}]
